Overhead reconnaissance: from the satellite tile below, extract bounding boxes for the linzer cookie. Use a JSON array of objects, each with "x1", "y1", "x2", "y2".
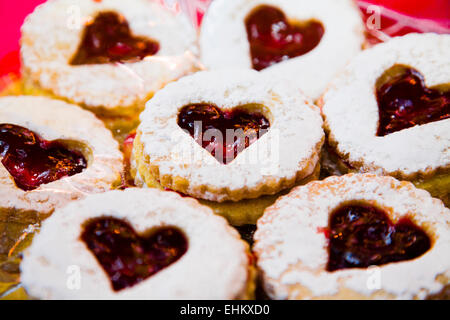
[
  {"x1": 321, "y1": 33, "x2": 450, "y2": 206},
  {"x1": 0, "y1": 96, "x2": 123, "y2": 223},
  {"x1": 132, "y1": 70, "x2": 324, "y2": 226},
  {"x1": 20, "y1": 188, "x2": 255, "y2": 299},
  {"x1": 200, "y1": 0, "x2": 364, "y2": 100},
  {"x1": 254, "y1": 174, "x2": 450, "y2": 299},
  {"x1": 20, "y1": 0, "x2": 198, "y2": 136}
]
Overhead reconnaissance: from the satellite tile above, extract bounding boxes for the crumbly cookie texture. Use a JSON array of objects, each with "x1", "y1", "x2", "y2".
[
  {"x1": 200, "y1": 0, "x2": 364, "y2": 100},
  {"x1": 20, "y1": 188, "x2": 253, "y2": 299},
  {"x1": 254, "y1": 173, "x2": 450, "y2": 300},
  {"x1": 320, "y1": 142, "x2": 450, "y2": 207},
  {"x1": 136, "y1": 70, "x2": 324, "y2": 202},
  {"x1": 322, "y1": 33, "x2": 450, "y2": 181},
  {"x1": 21, "y1": 0, "x2": 198, "y2": 115},
  {"x1": 0, "y1": 96, "x2": 123, "y2": 222},
  {"x1": 1, "y1": 79, "x2": 141, "y2": 143},
  {"x1": 132, "y1": 141, "x2": 320, "y2": 226}
]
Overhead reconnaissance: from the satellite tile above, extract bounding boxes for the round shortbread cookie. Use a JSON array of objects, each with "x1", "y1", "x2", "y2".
[
  {"x1": 0, "y1": 96, "x2": 123, "y2": 222},
  {"x1": 134, "y1": 69, "x2": 324, "y2": 203},
  {"x1": 200, "y1": 0, "x2": 364, "y2": 100},
  {"x1": 254, "y1": 173, "x2": 450, "y2": 299},
  {"x1": 321, "y1": 33, "x2": 450, "y2": 204},
  {"x1": 20, "y1": 188, "x2": 254, "y2": 299},
  {"x1": 21, "y1": 0, "x2": 198, "y2": 116}
]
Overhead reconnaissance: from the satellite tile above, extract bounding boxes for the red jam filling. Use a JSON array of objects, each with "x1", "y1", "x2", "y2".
[
  {"x1": 70, "y1": 11, "x2": 160, "y2": 65},
  {"x1": 326, "y1": 204, "x2": 431, "y2": 272},
  {"x1": 81, "y1": 217, "x2": 188, "y2": 291},
  {"x1": 177, "y1": 104, "x2": 270, "y2": 164},
  {"x1": 376, "y1": 65, "x2": 449, "y2": 136},
  {"x1": 245, "y1": 5, "x2": 324, "y2": 71},
  {"x1": 120, "y1": 132, "x2": 137, "y2": 189},
  {"x1": 236, "y1": 224, "x2": 257, "y2": 247},
  {"x1": 0, "y1": 124, "x2": 87, "y2": 191}
]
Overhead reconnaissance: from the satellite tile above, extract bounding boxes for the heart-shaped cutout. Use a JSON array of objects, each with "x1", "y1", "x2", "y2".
[
  {"x1": 326, "y1": 203, "x2": 431, "y2": 272},
  {"x1": 177, "y1": 104, "x2": 270, "y2": 164},
  {"x1": 376, "y1": 64, "x2": 450, "y2": 136},
  {"x1": 245, "y1": 5, "x2": 324, "y2": 71},
  {"x1": 81, "y1": 217, "x2": 188, "y2": 291},
  {"x1": 70, "y1": 11, "x2": 160, "y2": 65},
  {"x1": 0, "y1": 124, "x2": 87, "y2": 191}
]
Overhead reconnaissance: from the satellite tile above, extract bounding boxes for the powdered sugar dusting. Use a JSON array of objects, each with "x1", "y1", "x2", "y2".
[
  {"x1": 0, "y1": 96, "x2": 123, "y2": 218},
  {"x1": 254, "y1": 173, "x2": 450, "y2": 299},
  {"x1": 20, "y1": 188, "x2": 251, "y2": 299},
  {"x1": 137, "y1": 69, "x2": 324, "y2": 202},
  {"x1": 322, "y1": 33, "x2": 450, "y2": 179},
  {"x1": 200, "y1": 0, "x2": 364, "y2": 100},
  {"x1": 20, "y1": 0, "x2": 198, "y2": 112}
]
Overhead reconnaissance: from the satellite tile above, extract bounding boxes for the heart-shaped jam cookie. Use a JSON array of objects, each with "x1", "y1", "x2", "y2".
[
  {"x1": 81, "y1": 217, "x2": 188, "y2": 291},
  {"x1": 376, "y1": 65, "x2": 450, "y2": 136},
  {"x1": 245, "y1": 5, "x2": 324, "y2": 71},
  {"x1": 0, "y1": 124, "x2": 87, "y2": 191},
  {"x1": 177, "y1": 104, "x2": 270, "y2": 164},
  {"x1": 70, "y1": 11, "x2": 160, "y2": 65},
  {"x1": 326, "y1": 203, "x2": 431, "y2": 272}
]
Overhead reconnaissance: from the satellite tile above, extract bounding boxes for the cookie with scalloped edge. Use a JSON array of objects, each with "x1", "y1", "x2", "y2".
[
  {"x1": 321, "y1": 33, "x2": 450, "y2": 206},
  {"x1": 0, "y1": 96, "x2": 123, "y2": 223},
  {"x1": 254, "y1": 173, "x2": 450, "y2": 299},
  {"x1": 21, "y1": 188, "x2": 255, "y2": 299},
  {"x1": 133, "y1": 69, "x2": 324, "y2": 224},
  {"x1": 21, "y1": 0, "x2": 198, "y2": 120},
  {"x1": 200, "y1": 0, "x2": 364, "y2": 100}
]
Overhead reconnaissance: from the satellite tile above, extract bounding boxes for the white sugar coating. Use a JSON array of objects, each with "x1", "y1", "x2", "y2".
[
  {"x1": 254, "y1": 173, "x2": 450, "y2": 299},
  {"x1": 0, "y1": 96, "x2": 123, "y2": 218},
  {"x1": 200, "y1": 0, "x2": 364, "y2": 100},
  {"x1": 137, "y1": 69, "x2": 324, "y2": 202},
  {"x1": 322, "y1": 33, "x2": 450, "y2": 179},
  {"x1": 20, "y1": 188, "x2": 251, "y2": 299},
  {"x1": 21, "y1": 0, "x2": 198, "y2": 112}
]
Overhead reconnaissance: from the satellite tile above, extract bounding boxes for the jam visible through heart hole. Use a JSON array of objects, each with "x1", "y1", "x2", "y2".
[
  {"x1": 326, "y1": 203, "x2": 431, "y2": 272},
  {"x1": 245, "y1": 5, "x2": 324, "y2": 71},
  {"x1": 177, "y1": 104, "x2": 270, "y2": 164},
  {"x1": 70, "y1": 11, "x2": 160, "y2": 65},
  {"x1": 81, "y1": 217, "x2": 188, "y2": 291},
  {"x1": 376, "y1": 65, "x2": 449, "y2": 136},
  {"x1": 0, "y1": 124, "x2": 87, "y2": 191}
]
